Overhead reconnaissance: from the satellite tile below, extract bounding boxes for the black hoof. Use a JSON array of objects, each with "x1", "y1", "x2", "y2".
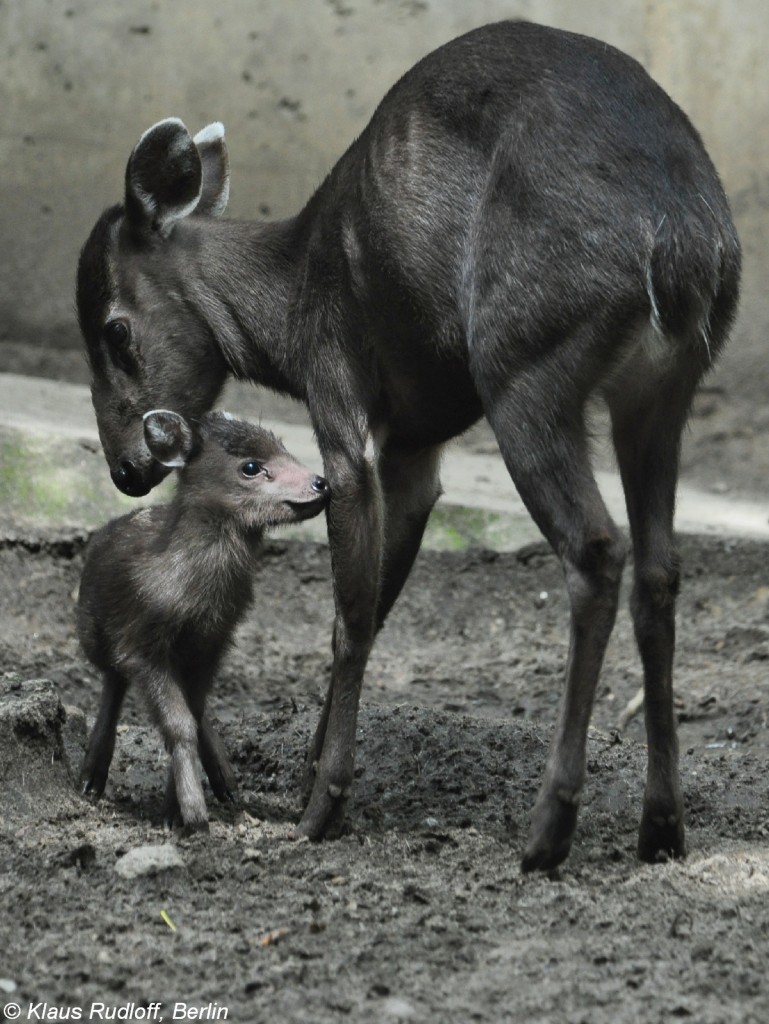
[
  {"x1": 521, "y1": 798, "x2": 578, "y2": 873},
  {"x1": 638, "y1": 810, "x2": 686, "y2": 864}
]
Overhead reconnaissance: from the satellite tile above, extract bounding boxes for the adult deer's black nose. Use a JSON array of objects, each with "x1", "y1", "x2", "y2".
[
  {"x1": 311, "y1": 475, "x2": 330, "y2": 497},
  {"x1": 110, "y1": 460, "x2": 151, "y2": 497}
]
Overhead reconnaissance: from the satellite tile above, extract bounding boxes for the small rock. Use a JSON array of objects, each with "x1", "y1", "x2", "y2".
[
  {"x1": 114, "y1": 844, "x2": 184, "y2": 879},
  {"x1": 669, "y1": 909, "x2": 694, "y2": 939},
  {"x1": 381, "y1": 996, "x2": 417, "y2": 1019},
  {"x1": 0, "y1": 978, "x2": 17, "y2": 994},
  {"x1": 0, "y1": 677, "x2": 76, "y2": 820}
]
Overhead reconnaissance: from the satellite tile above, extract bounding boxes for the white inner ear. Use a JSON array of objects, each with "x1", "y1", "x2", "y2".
[
  {"x1": 146, "y1": 184, "x2": 201, "y2": 237},
  {"x1": 165, "y1": 190, "x2": 202, "y2": 226},
  {"x1": 143, "y1": 408, "x2": 182, "y2": 426},
  {"x1": 192, "y1": 122, "x2": 229, "y2": 218},
  {"x1": 143, "y1": 409, "x2": 190, "y2": 467},
  {"x1": 193, "y1": 122, "x2": 225, "y2": 146}
]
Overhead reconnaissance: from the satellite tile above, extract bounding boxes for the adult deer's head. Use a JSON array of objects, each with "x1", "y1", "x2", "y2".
[{"x1": 77, "y1": 119, "x2": 231, "y2": 495}]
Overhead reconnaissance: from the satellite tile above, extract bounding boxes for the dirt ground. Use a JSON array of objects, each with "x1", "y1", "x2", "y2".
[
  {"x1": 1, "y1": 344, "x2": 769, "y2": 1023},
  {"x1": 0, "y1": 520, "x2": 768, "y2": 1023}
]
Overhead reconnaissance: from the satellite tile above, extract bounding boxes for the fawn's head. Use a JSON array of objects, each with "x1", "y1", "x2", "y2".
[{"x1": 143, "y1": 410, "x2": 329, "y2": 530}]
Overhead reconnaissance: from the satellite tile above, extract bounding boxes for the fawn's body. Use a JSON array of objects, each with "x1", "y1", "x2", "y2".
[{"x1": 78, "y1": 410, "x2": 328, "y2": 826}]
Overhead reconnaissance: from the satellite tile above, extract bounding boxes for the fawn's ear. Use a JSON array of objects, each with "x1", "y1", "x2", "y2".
[
  {"x1": 143, "y1": 410, "x2": 195, "y2": 468},
  {"x1": 193, "y1": 122, "x2": 230, "y2": 217},
  {"x1": 125, "y1": 118, "x2": 202, "y2": 238}
]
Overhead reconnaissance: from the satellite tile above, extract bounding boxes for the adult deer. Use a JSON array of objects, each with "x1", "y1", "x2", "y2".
[{"x1": 76, "y1": 21, "x2": 740, "y2": 870}]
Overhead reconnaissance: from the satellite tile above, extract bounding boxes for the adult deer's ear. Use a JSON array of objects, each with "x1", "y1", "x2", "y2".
[
  {"x1": 125, "y1": 118, "x2": 202, "y2": 237},
  {"x1": 193, "y1": 122, "x2": 230, "y2": 217},
  {"x1": 143, "y1": 410, "x2": 196, "y2": 468}
]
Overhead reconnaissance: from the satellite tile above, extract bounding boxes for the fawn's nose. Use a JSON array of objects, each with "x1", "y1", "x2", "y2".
[
  {"x1": 311, "y1": 475, "x2": 330, "y2": 497},
  {"x1": 111, "y1": 460, "x2": 151, "y2": 497}
]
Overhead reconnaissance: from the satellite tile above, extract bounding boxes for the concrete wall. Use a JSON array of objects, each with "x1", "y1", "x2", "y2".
[{"x1": 1, "y1": 0, "x2": 767, "y2": 396}]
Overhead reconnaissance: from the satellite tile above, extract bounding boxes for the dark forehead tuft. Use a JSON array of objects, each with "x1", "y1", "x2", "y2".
[
  {"x1": 198, "y1": 412, "x2": 288, "y2": 460},
  {"x1": 76, "y1": 204, "x2": 124, "y2": 339}
]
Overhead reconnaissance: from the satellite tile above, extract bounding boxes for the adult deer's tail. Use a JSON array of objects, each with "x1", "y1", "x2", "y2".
[{"x1": 647, "y1": 198, "x2": 741, "y2": 364}]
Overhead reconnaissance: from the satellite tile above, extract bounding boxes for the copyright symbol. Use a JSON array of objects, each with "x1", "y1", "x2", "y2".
[{"x1": 3, "y1": 1004, "x2": 21, "y2": 1021}]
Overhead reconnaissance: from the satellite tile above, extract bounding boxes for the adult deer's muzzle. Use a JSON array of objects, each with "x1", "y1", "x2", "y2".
[{"x1": 109, "y1": 457, "x2": 169, "y2": 497}]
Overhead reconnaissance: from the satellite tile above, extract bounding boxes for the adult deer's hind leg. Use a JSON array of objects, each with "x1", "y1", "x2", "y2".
[
  {"x1": 606, "y1": 349, "x2": 702, "y2": 862},
  {"x1": 475, "y1": 337, "x2": 626, "y2": 872}
]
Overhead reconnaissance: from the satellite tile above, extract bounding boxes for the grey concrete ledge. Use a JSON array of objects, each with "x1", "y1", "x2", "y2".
[{"x1": 1, "y1": 373, "x2": 767, "y2": 550}]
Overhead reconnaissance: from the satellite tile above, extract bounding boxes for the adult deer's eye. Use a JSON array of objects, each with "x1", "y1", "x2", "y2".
[
  {"x1": 241, "y1": 460, "x2": 265, "y2": 478},
  {"x1": 103, "y1": 319, "x2": 130, "y2": 346}
]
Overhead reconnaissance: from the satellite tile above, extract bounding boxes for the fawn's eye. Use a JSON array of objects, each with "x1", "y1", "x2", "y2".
[{"x1": 241, "y1": 460, "x2": 265, "y2": 478}]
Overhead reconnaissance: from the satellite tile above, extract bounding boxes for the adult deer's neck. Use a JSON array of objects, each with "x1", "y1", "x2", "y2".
[{"x1": 185, "y1": 216, "x2": 310, "y2": 400}]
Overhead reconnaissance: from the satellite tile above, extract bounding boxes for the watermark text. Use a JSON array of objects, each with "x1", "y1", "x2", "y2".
[{"x1": 1, "y1": 1002, "x2": 229, "y2": 1022}]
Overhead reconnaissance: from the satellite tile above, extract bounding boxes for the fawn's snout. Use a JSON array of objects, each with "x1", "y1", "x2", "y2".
[
  {"x1": 288, "y1": 473, "x2": 330, "y2": 518},
  {"x1": 245, "y1": 460, "x2": 329, "y2": 526}
]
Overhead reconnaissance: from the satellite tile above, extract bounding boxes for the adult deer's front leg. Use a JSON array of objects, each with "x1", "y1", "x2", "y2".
[{"x1": 296, "y1": 445, "x2": 384, "y2": 839}]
